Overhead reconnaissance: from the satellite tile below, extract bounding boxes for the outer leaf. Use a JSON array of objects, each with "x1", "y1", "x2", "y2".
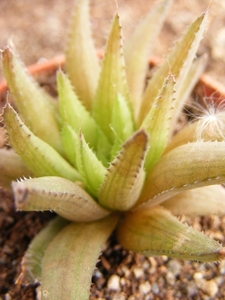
[
  {"x1": 13, "y1": 177, "x2": 110, "y2": 222},
  {"x1": 75, "y1": 133, "x2": 107, "y2": 197},
  {"x1": 66, "y1": 0, "x2": 100, "y2": 111},
  {"x1": 136, "y1": 141, "x2": 225, "y2": 208},
  {"x1": 93, "y1": 14, "x2": 131, "y2": 142},
  {"x1": 41, "y1": 214, "x2": 118, "y2": 300},
  {"x1": 117, "y1": 206, "x2": 225, "y2": 262},
  {"x1": 138, "y1": 12, "x2": 207, "y2": 125},
  {"x1": 57, "y1": 71, "x2": 110, "y2": 161},
  {"x1": 162, "y1": 185, "x2": 225, "y2": 215},
  {"x1": 98, "y1": 130, "x2": 148, "y2": 211},
  {"x1": 169, "y1": 54, "x2": 208, "y2": 131},
  {"x1": 141, "y1": 74, "x2": 175, "y2": 172},
  {"x1": 1, "y1": 47, "x2": 63, "y2": 154},
  {"x1": 3, "y1": 104, "x2": 80, "y2": 181},
  {"x1": 16, "y1": 217, "x2": 68, "y2": 285},
  {"x1": 124, "y1": 0, "x2": 172, "y2": 118},
  {"x1": 0, "y1": 148, "x2": 32, "y2": 189}
]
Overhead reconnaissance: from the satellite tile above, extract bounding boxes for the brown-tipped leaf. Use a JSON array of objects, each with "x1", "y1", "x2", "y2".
[
  {"x1": 13, "y1": 177, "x2": 110, "y2": 222},
  {"x1": 117, "y1": 206, "x2": 225, "y2": 262}
]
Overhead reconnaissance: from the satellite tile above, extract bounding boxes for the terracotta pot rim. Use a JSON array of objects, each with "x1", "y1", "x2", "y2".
[{"x1": 0, "y1": 53, "x2": 225, "y2": 102}]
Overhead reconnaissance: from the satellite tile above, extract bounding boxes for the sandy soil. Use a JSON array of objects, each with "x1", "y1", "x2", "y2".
[{"x1": 0, "y1": 0, "x2": 225, "y2": 81}]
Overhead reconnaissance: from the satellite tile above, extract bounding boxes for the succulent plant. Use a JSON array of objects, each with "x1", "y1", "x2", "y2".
[{"x1": 1, "y1": 0, "x2": 225, "y2": 299}]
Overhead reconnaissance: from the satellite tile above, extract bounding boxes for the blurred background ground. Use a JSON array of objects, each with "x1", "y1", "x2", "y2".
[
  {"x1": 0, "y1": 0, "x2": 225, "y2": 82},
  {"x1": 1, "y1": 1, "x2": 225, "y2": 300}
]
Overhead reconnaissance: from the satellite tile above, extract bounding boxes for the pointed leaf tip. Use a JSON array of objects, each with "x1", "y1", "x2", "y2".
[
  {"x1": 99, "y1": 130, "x2": 148, "y2": 211},
  {"x1": 117, "y1": 206, "x2": 224, "y2": 262},
  {"x1": 2, "y1": 46, "x2": 63, "y2": 154},
  {"x1": 66, "y1": 0, "x2": 100, "y2": 110},
  {"x1": 93, "y1": 13, "x2": 130, "y2": 142},
  {"x1": 124, "y1": 0, "x2": 173, "y2": 118},
  {"x1": 13, "y1": 176, "x2": 110, "y2": 222},
  {"x1": 3, "y1": 104, "x2": 80, "y2": 181},
  {"x1": 138, "y1": 11, "x2": 207, "y2": 125}
]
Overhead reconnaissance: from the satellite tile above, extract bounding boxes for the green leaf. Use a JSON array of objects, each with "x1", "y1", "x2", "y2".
[
  {"x1": 138, "y1": 12, "x2": 207, "y2": 125},
  {"x1": 1, "y1": 47, "x2": 63, "y2": 154},
  {"x1": 16, "y1": 217, "x2": 68, "y2": 285},
  {"x1": 162, "y1": 185, "x2": 225, "y2": 215},
  {"x1": 141, "y1": 74, "x2": 176, "y2": 172},
  {"x1": 136, "y1": 141, "x2": 225, "y2": 208},
  {"x1": 75, "y1": 133, "x2": 107, "y2": 197},
  {"x1": 61, "y1": 125, "x2": 78, "y2": 167},
  {"x1": 13, "y1": 176, "x2": 110, "y2": 222},
  {"x1": 3, "y1": 104, "x2": 80, "y2": 181},
  {"x1": 124, "y1": 0, "x2": 172, "y2": 119},
  {"x1": 66, "y1": 0, "x2": 100, "y2": 111},
  {"x1": 110, "y1": 92, "x2": 135, "y2": 159},
  {"x1": 93, "y1": 13, "x2": 131, "y2": 142},
  {"x1": 117, "y1": 206, "x2": 225, "y2": 262},
  {"x1": 57, "y1": 70, "x2": 110, "y2": 161},
  {"x1": 57, "y1": 70, "x2": 94, "y2": 140},
  {"x1": 98, "y1": 130, "x2": 148, "y2": 211},
  {"x1": 0, "y1": 148, "x2": 32, "y2": 189},
  {"x1": 41, "y1": 214, "x2": 118, "y2": 300}
]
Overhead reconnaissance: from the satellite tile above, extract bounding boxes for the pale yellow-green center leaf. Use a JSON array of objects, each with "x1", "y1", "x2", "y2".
[{"x1": 98, "y1": 130, "x2": 148, "y2": 211}]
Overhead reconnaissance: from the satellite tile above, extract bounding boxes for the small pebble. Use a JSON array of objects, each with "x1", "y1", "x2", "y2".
[
  {"x1": 219, "y1": 260, "x2": 225, "y2": 274},
  {"x1": 201, "y1": 280, "x2": 218, "y2": 297},
  {"x1": 121, "y1": 266, "x2": 131, "y2": 277},
  {"x1": 167, "y1": 260, "x2": 181, "y2": 276},
  {"x1": 187, "y1": 282, "x2": 198, "y2": 297},
  {"x1": 120, "y1": 277, "x2": 126, "y2": 286},
  {"x1": 166, "y1": 271, "x2": 175, "y2": 285},
  {"x1": 133, "y1": 267, "x2": 144, "y2": 279},
  {"x1": 151, "y1": 282, "x2": 159, "y2": 294},
  {"x1": 139, "y1": 281, "x2": 151, "y2": 294},
  {"x1": 193, "y1": 272, "x2": 204, "y2": 282},
  {"x1": 93, "y1": 269, "x2": 102, "y2": 279},
  {"x1": 107, "y1": 274, "x2": 121, "y2": 291},
  {"x1": 142, "y1": 260, "x2": 150, "y2": 270}
]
